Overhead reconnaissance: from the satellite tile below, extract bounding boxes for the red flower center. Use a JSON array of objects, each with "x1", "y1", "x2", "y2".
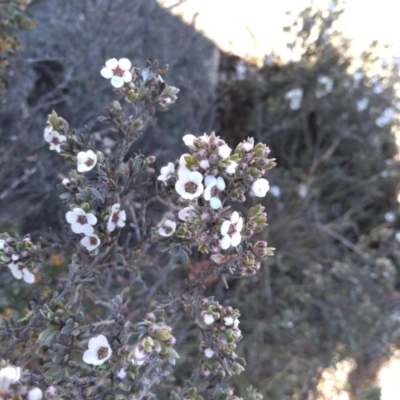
[
  {"x1": 77, "y1": 215, "x2": 88, "y2": 225},
  {"x1": 184, "y1": 182, "x2": 197, "y2": 194},
  {"x1": 113, "y1": 66, "x2": 124, "y2": 77},
  {"x1": 112, "y1": 211, "x2": 120, "y2": 223},
  {"x1": 97, "y1": 346, "x2": 108, "y2": 360}
]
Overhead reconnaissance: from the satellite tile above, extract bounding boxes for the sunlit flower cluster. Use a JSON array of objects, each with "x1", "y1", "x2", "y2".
[
  {"x1": 0, "y1": 235, "x2": 38, "y2": 283},
  {"x1": 66, "y1": 207, "x2": 100, "y2": 251},
  {"x1": 198, "y1": 297, "x2": 243, "y2": 377},
  {"x1": 155, "y1": 132, "x2": 275, "y2": 270},
  {"x1": 43, "y1": 121, "x2": 66, "y2": 153},
  {"x1": 130, "y1": 313, "x2": 179, "y2": 369}
]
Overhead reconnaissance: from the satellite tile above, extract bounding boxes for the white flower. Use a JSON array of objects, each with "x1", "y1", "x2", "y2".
[
  {"x1": 0, "y1": 365, "x2": 21, "y2": 391},
  {"x1": 285, "y1": 88, "x2": 303, "y2": 110},
  {"x1": 224, "y1": 316, "x2": 234, "y2": 326},
  {"x1": 101, "y1": 58, "x2": 132, "y2": 88},
  {"x1": 11, "y1": 254, "x2": 19, "y2": 261},
  {"x1": 77, "y1": 150, "x2": 97, "y2": 172},
  {"x1": 269, "y1": 185, "x2": 281, "y2": 197},
  {"x1": 8, "y1": 262, "x2": 35, "y2": 283},
  {"x1": 353, "y1": 70, "x2": 363, "y2": 84},
  {"x1": 199, "y1": 133, "x2": 210, "y2": 144},
  {"x1": 117, "y1": 368, "x2": 127, "y2": 379},
  {"x1": 220, "y1": 211, "x2": 243, "y2": 250},
  {"x1": 385, "y1": 211, "x2": 396, "y2": 223},
  {"x1": 107, "y1": 203, "x2": 126, "y2": 232},
  {"x1": 204, "y1": 175, "x2": 225, "y2": 209},
  {"x1": 66, "y1": 208, "x2": 97, "y2": 235},
  {"x1": 178, "y1": 206, "x2": 196, "y2": 222},
  {"x1": 357, "y1": 98, "x2": 369, "y2": 112},
  {"x1": 218, "y1": 144, "x2": 232, "y2": 159},
  {"x1": 175, "y1": 170, "x2": 204, "y2": 200},
  {"x1": 182, "y1": 134, "x2": 197, "y2": 147},
  {"x1": 44, "y1": 129, "x2": 66, "y2": 153},
  {"x1": 199, "y1": 159, "x2": 210, "y2": 169},
  {"x1": 225, "y1": 161, "x2": 238, "y2": 174},
  {"x1": 158, "y1": 220, "x2": 176, "y2": 237},
  {"x1": 297, "y1": 183, "x2": 308, "y2": 198},
  {"x1": 203, "y1": 313, "x2": 215, "y2": 325},
  {"x1": 376, "y1": 107, "x2": 395, "y2": 127},
  {"x1": 80, "y1": 235, "x2": 101, "y2": 251},
  {"x1": 132, "y1": 345, "x2": 148, "y2": 366},
  {"x1": 316, "y1": 75, "x2": 334, "y2": 98},
  {"x1": 157, "y1": 162, "x2": 175, "y2": 182},
  {"x1": 251, "y1": 178, "x2": 270, "y2": 197},
  {"x1": 28, "y1": 387, "x2": 43, "y2": 400},
  {"x1": 44, "y1": 121, "x2": 53, "y2": 135},
  {"x1": 242, "y1": 138, "x2": 254, "y2": 152},
  {"x1": 0, "y1": 239, "x2": 5, "y2": 250},
  {"x1": 62, "y1": 178, "x2": 71, "y2": 186},
  {"x1": 83, "y1": 335, "x2": 112, "y2": 365},
  {"x1": 177, "y1": 154, "x2": 191, "y2": 177},
  {"x1": 204, "y1": 348, "x2": 214, "y2": 359}
]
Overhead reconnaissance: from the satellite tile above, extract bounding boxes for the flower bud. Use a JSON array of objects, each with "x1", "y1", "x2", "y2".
[
  {"x1": 144, "y1": 155, "x2": 156, "y2": 165},
  {"x1": 45, "y1": 386, "x2": 58, "y2": 398},
  {"x1": 209, "y1": 154, "x2": 218, "y2": 164},
  {"x1": 148, "y1": 324, "x2": 160, "y2": 335},
  {"x1": 145, "y1": 312, "x2": 156, "y2": 322}
]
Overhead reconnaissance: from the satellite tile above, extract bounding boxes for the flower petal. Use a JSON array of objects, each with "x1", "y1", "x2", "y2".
[
  {"x1": 105, "y1": 58, "x2": 118, "y2": 69},
  {"x1": 118, "y1": 58, "x2": 131, "y2": 71},
  {"x1": 86, "y1": 214, "x2": 97, "y2": 226},
  {"x1": 123, "y1": 71, "x2": 132, "y2": 83},
  {"x1": 210, "y1": 197, "x2": 222, "y2": 209},
  {"x1": 101, "y1": 67, "x2": 113, "y2": 79},
  {"x1": 111, "y1": 76, "x2": 124, "y2": 88}
]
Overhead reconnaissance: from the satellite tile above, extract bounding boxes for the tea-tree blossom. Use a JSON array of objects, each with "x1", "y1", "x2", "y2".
[
  {"x1": 218, "y1": 144, "x2": 232, "y2": 159},
  {"x1": 251, "y1": 178, "x2": 270, "y2": 197},
  {"x1": 8, "y1": 262, "x2": 35, "y2": 283},
  {"x1": 316, "y1": 76, "x2": 334, "y2": 98},
  {"x1": 242, "y1": 138, "x2": 254, "y2": 152},
  {"x1": 0, "y1": 365, "x2": 21, "y2": 391},
  {"x1": 107, "y1": 203, "x2": 126, "y2": 232},
  {"x1": 178, "y1": 206, "x2": 196, "y2": 222},
  {"x1": 117, "y1": 368, "x2": 127, "y2": 379},
  {"x1": 80, "y1": 235, "x2": 101, "y2": 251},
  {"x1": 44, "y1": 129, "x2": 66, "y2": 153},
  {"x1": 203, "y1": 313, "x2": 215, "y2": 325},
  {"x1": 100, "y1": 58, "x2": 132, "y2": 88},
  {"x1": 269, "y1": 185, "x2": 281, "y2": 197},
  {"x1": 285, "y1": 88, "x2": 303, "y2": 110},
  {"x1": 77, "y1": 150, "x2": 97, "y2": 172},
  {"x1": 357, "y1": 98, "x2": 369, "y2": 112},
  {"x1": 204, "y1": 348, "x2": 214, "y2": 359},
  {"x1": 157, "y1": 162, "x2": 175, "y2": 183},
  {"x1": 376, "y1": 107, "x2": 395, "y2": 127},
  {"x1": 204, "y1": 175, "x2": 226, "y2": 209},
  {"x1": 83, "y1": 335, "x2": 112, "y2": 366},
  {"x1": 66, "y1": 208, "x2": 97, "y2": 235},
  {"x1": 132, "y1": 345, "x2": 148, "y2": 366},
  {"x1": 158, "y1": 220, "x2": 176, "y2": 237},
  {"x1": 225, "y1": 161, "x2": 238, "y2": 174},
  {"x1": 183, "y1": 134, "x2": 197, "y2": 148},
  {"x1": 220, "y1": 211, "x2": 243, "y2": 249},
  {"x1": 175, "y1": 170, "x2": 204, "y2": 200},
  {"x1": 27, "y1": 387, "x2": 43, "y2": 400}
]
